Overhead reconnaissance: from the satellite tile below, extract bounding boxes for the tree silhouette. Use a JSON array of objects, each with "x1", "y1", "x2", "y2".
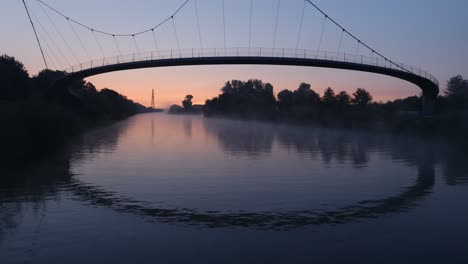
[
  {"x1": 182, "y1": 94, "x2": 194, "y2": 111},
  {"x1": 322, "y1": 87, "x2": 336, "y2": 106},
  {"x1": 221, "y1": 81, "x2": 234, "y2": 94},
  {"x1": 278, "y1": 89, "x2": 294, "y2": 110},
  {"x1": 352, "y1": 88, "x2": 373, "y2": 107},
  {"x1": 445, "y1": 75, "x2": 468, "y2": 109},
  {"x1": 204, "y1": 79, "x2": 277, "y2": 118},
  {"x1": 336, "y1": 91, "x2": 351, "y2": 107},
  {"x1": 0, "y1": 54, "x2": 30, "y2": 101},
  {"x1": 297, "y1": 82, "x2": 312, "y2": 93},
  {"x1": 293, "y1": 83, "x2": 320, "y2": 106}
]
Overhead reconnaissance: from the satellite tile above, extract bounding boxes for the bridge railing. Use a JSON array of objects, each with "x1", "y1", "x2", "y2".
[{"x1": 66, "y1": 47, "x2": 438, "y2": 87}]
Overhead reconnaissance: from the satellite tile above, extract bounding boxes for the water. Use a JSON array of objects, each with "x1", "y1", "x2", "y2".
[{"x1": 1, "y1": 114, "x2": 468, "y2": 263}]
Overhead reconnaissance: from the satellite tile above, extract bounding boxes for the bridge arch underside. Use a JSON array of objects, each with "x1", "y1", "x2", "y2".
[{"x1": 57, "y1": 57, "x2": 439, "y2": 113}]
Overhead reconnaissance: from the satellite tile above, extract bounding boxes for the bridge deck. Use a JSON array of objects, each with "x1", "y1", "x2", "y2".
[{"x1": 59, "y1": 48, "x2": 439, "y2": 98}]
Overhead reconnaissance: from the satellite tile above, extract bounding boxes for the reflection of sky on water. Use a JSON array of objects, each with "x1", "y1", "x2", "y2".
[{"x1": 1, "y1": 114, "x2": 468, "y2": 263}]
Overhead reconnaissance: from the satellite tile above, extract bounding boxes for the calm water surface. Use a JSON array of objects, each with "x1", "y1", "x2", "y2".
[{"x1": 1, "y1": 114, "x2": 468, "y2": 263}]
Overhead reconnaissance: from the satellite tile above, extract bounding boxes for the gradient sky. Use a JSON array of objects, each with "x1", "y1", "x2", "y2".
[{"x1": 2, "y1": 0, "x2": 467, "y2": 107}]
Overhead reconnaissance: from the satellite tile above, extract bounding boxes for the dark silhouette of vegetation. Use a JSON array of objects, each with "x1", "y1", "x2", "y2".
[
  {"x1": 0, "y1": 54, "x2": 151, "y2": 167},
  {"x1": 205, "y1": 79, "x2": 376, "y2": 124},
  {"x1": 336, "y1": 91, "x2": 352, "y2": 108},
  {"x1": 0, "y1": 55, "x2": 30, "y2": 101},
  {"x1": 322, "y1": 87, "x2": 336, "y2": 107},
  {"x1": 277, "y1": 83, "x2": 321, "y2": 111},
  {"x1": 443, "y1": 75, "x2": 468, "y2": 109},
  {"x1": 182, "y1": 94, "x2": 194, "y2": 111},
  {"x1": 204, "y1": 79, "x2": 276, "y2": 119},
  {"x1": 169, "y1": 94, "x2": 203, "y2": 114},
  {"x1": 352, "y1": 88, "x2": 373, "y2": 107},
  {"x1": 204, "y1": 78, "x2": 468, "y2": 145}
]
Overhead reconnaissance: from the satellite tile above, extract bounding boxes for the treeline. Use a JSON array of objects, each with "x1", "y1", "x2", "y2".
[
  {"x1": 204, "y1": 77, "x2": 468, "y2": 139},
  {"x1": 204, "y1": 80, "x2": 276, "y2": 119},
  {"x1": 204, "y1": 79, "x2": 388, "y2": 122},
  {"x1": 0, "y1": 54, "x2": 150, "y2": 165}
]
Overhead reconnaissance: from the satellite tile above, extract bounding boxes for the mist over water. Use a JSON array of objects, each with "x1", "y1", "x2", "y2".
[{"x1": 1, "y1": 114, "x2": 468, "y2": 263}]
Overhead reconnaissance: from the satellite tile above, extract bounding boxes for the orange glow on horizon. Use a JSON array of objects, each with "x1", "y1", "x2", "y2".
[{"x1": 87, "y1": 65, "x2": 421, "y2": 108}]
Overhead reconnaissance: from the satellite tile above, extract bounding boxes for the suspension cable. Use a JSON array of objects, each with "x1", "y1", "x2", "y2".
[
  {"x1": 22, "y1": 0, "x2": 48, "y2": 69},
  {"x1": 171, "y1": 17, "x2": 181, "y2": 56},
  {"x1": 316, "y1": 15, "x2": 327, "y2": 57},
  {"x1": 194, "y1": 0, "x2": 203, "y2": 50},
  {"x1": 67, "y1": 18, "x2": 92, "y2": 62},
  {"x1": 113, "y1": 35, "x2": 123, "y2": 60},
  {"x1": 249, "y1": 0, "x2": 253, "y2": 53},
  {"x1": 34, "y1": 0, "x2": 80, "y2": 64},
  {"x1": 355, "y1": 40, "x2": 360, "y2": 58},
  {"x1": 40, "y1": 41, "x2": 58, "y2": 69},
  {"x1": 35, "y1": 28, "x2": 61, "y2": 69},
  {"x1": 272, "y1": 0, "x2": 281, "y2": 52},
  {"x1": 40, "y1": 42, "x2": 56, "y2": 70},
  {"x1": 151, "y1": 29, "x2": 160, "y2": 56},
  {"x1": 222, "y1": 0, "x2": 226, "y2": 51},
  {"x1": 132, "y1": 35, "x2": 140, "y2": 55},
  {"x1": 29, "y1": 7, "x2": 71, "y2": 68},
  {"x1": 337, "y1": 28, "x2": 344, "y2": 54},
  {"x1": 296, "y1": 0, "x2": 306, "y2": 50},
  {"x1": 305, "y1": 0, "x2": 409, "y2": 72},
  {"x1": 35, "y1": 0, "x2": 191, "y2": 37},
  {"x1": 92, "y1": 30, "x2": 106, "y2": 60}
]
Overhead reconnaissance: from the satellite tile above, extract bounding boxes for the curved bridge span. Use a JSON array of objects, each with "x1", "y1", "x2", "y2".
[{"x1": 56, "y1": 48, "x2": 439, "y2": 114}]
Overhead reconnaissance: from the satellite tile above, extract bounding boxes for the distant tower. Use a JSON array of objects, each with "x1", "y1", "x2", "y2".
[{"x1": 151, "y1": 89, "x2": 155, "y2": 109}]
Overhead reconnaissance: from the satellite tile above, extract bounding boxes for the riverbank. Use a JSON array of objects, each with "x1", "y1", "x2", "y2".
[
  {"x1": 202, "y1": 79, "x2": 468, "y2": 147},
  {"x1": 0, "y1": 55, "x2": 152, "y2": 168},
  {"x1": 0, "y1": 99, "x2": 150, "y2": 168},
  {"x1": 204, "y1": 109, "x2": 468, "y2": 151}
]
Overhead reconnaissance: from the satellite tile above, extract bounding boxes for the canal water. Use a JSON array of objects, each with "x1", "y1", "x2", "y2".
[{"x1": 1, "y1": 114, "x2": 468, "y2": 263}]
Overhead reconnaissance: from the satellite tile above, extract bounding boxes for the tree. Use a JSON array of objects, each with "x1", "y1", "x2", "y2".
[
  {"x1": 336, "y1": 91, "x2": 351, "y2": 107},
  {"x1": 182, "y1": 94, "x2": 194, "y2": 111},
  {"x1": 297, "y1": 82, "x2": 312, "y2": 93},
  {"x1": 35, "y1": 69, "x2": 66, "y2": 84},
  {"x1": 293, "y1": 83, "x2": 320, "y2": 106},
  {"x1": 445, "y1": 75, "x2": 468, "y2": 109},
  {"x1": 221, "y1": 81, "x2": 234, "y2": 94},
  {"x1": 0, "y1": 54, "x2": 30, "y2": 100},
  {"x1": 352, "y1": 88, "x2": 373, "y2": 107},
  {"x1": 445, "y1": 75, "x2": 465, "y2": 97},
  {"x1": 263, "y1": 83, "x2": 274, "y2": 99},
  {"x1": 322, "y1": 87, "x2": 336, "y2": 106},
  {"x1": 83, "y1": 82, "x2": 98, "y2": 95},
  {"x1": 277, "y1": 89, "x2": 294, "y2": 110},
  {"x1": 387, "y1": 96, "x2": 421, "y2": 112},
  {"x1": 204, "y1": 79, "x2": 277, "y2": 118}
]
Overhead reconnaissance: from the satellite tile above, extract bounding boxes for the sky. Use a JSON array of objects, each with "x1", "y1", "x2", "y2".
[{"x1": 1, "y1": 0, "x2": 467, "y2": 107}]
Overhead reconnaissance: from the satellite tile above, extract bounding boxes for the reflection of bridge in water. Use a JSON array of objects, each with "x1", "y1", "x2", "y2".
[
  {"x1": 3, "y1": 115, "x2": 468, "y2": 236},
  {"x1": 64, "y1": 118, "x2": 439, "y2": 230},
  {"x1": 66, "y1": 162, "x2": 434, "y2": 230}
]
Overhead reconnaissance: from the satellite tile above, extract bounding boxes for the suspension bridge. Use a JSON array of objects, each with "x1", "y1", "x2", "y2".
[{"x1": 22, "y1": 0, "x2": 439, "y2": 114}]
